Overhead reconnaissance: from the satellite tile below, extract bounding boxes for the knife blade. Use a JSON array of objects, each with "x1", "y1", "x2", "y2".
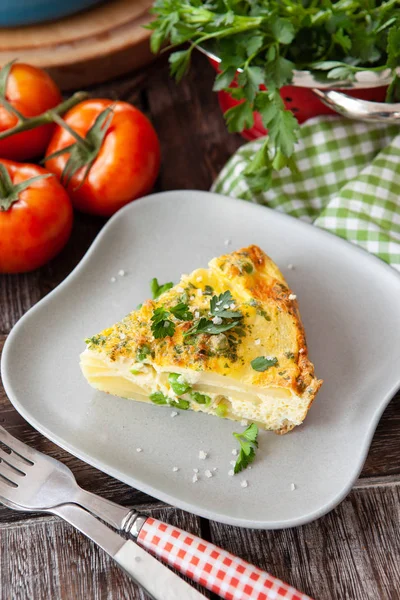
[{"x1": 52, "y1": 504, "x2": 206, "y2": 600}]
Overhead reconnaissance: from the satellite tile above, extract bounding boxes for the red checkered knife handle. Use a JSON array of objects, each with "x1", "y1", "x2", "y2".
[{"x1": 137, "y1": 517, "x2": 313, "y2": 600}]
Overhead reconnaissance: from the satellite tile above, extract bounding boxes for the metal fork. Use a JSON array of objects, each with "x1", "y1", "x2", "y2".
[
  {"x1": 0, "y1": 424, "x2": 140, "y2": 531},
  {"x1": 0, "y1": 425, "x2": 206, "y2": 600}
]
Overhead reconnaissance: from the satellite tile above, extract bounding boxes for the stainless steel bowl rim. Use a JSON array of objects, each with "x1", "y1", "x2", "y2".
[{"x1": 199, "y1": 44, "x2": 398, "y2": 90}]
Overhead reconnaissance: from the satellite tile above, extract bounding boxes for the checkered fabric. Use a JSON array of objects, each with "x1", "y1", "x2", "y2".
[
  {"x1": 138, "y1": 517, "x2": 312, "y2": 600},
  {"x1": 212, "y1": 117, "x2": 400, "y2": 271}
]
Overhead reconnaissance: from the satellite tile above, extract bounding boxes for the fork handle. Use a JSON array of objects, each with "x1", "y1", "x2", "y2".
[{"x1": 134, "y1": 517, "x2": 313, "y2": 600}]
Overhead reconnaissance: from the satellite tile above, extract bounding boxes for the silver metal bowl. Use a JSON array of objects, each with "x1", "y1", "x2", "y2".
[{"x1": 199, "y1": 44, "x2": 400, "y2": 123}]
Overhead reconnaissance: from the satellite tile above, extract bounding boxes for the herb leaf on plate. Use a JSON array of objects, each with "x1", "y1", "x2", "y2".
[{"x1": 233, "y1": 423, "x2": 259, "y2": 474}]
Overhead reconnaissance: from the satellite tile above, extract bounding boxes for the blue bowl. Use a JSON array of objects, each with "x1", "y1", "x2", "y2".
[{"x1": 0, "y1": 0, "x2": 103, "y2": 27}]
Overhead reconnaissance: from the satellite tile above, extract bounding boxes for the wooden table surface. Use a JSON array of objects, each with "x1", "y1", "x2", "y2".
[{"x1": 1, "y1": 52, "x2": 399, "y2": 600}]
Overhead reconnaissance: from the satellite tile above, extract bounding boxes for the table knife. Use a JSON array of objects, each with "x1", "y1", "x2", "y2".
[{"x1": 52, "y1": 504, "x2": 206, "y2": 600}]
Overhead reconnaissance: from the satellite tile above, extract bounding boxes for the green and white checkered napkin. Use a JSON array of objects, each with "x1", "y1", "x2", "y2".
[{"x1": 212, "y1": 116, "x2": 400, "y2": 271}]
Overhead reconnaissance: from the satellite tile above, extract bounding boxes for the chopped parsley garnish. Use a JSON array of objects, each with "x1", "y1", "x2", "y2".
[
  {"x1": 150, "y1": 277, "x2": 174, "y2": 299},
  {"x1": 186, "y1": 317, "x2": 241, "y2": 336},
  {"x1": 203, "y1": 285, "x2": 214, "y2": 296},
  {"x1": 257, "y1": 308, "x2": 271, "y2": 321},
  {"x1": 85, "y1": 335, "x2": 107, "y2": 347},
  {"x1": 169, "y1": 302, "x2": 193, "y2": 321},
  {"x1": 210, "y1": 291, "x2": 241, "y2": 319},
  {"x1": 149, "y1": 391, "x2": 169, "y2": 405},
  {"x1": 184, "y1": 291, "x2": 243, "y2": 337},
  {"x1": 137, "y1": 345, "x2": 151, "y2": 361},
  {"x1": 151, "y1": 307, "x2": 175, "y2": 339},
  {"x1": 190, "y1": 391, "x2": 211, "y2": 406},
  {"x1": 168, "y1": 373, "x2": 192, "y2": 395},
  {"x1": 151, "y1": 302, "x2": 193, "y2": 339},
  {"x1": 251, "y1": 356, "x2": 278, "y2": 372},
  {"x1": 233, "y1": 423, "x2": 259, "y2": 474},
  {"x1": 284, "y1": 351, "x2": 295, "y2": 359}
]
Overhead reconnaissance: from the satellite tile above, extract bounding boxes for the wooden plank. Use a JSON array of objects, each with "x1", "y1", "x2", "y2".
[
  {"x1": 208, "y1": 485, "x2": 400, "y2": 600},
  {"x1": 145, "y1": 52, "x2": 243, "y2": 192},
  {"x1": 361, "y1": 389, "x2": 400, "y2": 478},
  {"x1": 0, "y1": 505, "x2": 210, "y2": 600}
]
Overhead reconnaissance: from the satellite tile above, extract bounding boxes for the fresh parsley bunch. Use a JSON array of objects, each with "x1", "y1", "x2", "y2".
[{"x1": 149, "y1": 0, "x2": 400, "y2": 192}]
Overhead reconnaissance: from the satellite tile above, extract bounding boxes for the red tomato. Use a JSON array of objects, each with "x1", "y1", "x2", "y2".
[
  {"x1": 0, "y1": 160, "x2": 73, "y2": 273},
  {"x1": 45, "y1": 99, "x2": 161, "y2": 217},
  {"x1": 0, "y1": 63, "x2": 62, "y2": 161}
]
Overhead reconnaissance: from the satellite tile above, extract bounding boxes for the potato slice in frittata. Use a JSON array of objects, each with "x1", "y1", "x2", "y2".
[{"x1": 80, "y1": 245, "x2": 322, "y2": 433}]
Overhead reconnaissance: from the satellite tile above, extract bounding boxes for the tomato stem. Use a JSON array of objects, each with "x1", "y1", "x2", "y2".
[
  {"x1": 51, "y1": 112, "x2": 92, "y2": 150},
  {"x1": 0, "y1": 91, "x2": 89, "y2": 141},
  {"x1": 45, "y1": 104, "x2": 115, "y2": 188},
  {"x1": 0, "y1": 164, "x2": 52, "y2": 212}
]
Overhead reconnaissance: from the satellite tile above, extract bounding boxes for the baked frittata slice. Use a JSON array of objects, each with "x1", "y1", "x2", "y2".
[{"x1": 81, "y1": 245, "x2": 322, "y2": 433}]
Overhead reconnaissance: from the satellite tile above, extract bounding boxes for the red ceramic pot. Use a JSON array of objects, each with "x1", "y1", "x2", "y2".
[{"x1": 207, "y1": 56, "x2": 393, "y2": 141}]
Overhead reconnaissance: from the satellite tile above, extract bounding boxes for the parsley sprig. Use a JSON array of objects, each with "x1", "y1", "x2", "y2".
[
  {"x1": 151, "y1": 277, "x2": 174, "y2": 299},
  {"x1": 233, "y1": 423, "x2": 259, "y2": 474},
  {"x1": 184, "y1": 290, "x2": 242, "y2": 337},
  {"x1": 149, "y1": 1, "x2": 400, "y2": 192},
  {"x1": 151, "y1": 302, "x2": 193, "y2": 339}
]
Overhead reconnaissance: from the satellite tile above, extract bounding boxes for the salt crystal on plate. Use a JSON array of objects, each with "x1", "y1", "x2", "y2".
[
  {"x1": 199, "y1": 450, "x2": 208, "y2": 460},
  {"x1": 205, "y1": 470, "x2": 213, "y2": 478},
  {"x1": 241, "y1": 480, "x2": 248, "y2": 488}
]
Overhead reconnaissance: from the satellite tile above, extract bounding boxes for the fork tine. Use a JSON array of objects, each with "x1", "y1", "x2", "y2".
[
  {"x1": 0, "y1": 460, "x2": 21, "y2": 485},
  {"x1": 0, "y1": 426, "x2": 36, "y2": 463},
  {"x1": 0, "y1": 448, "x2": 28, "y2": 474}
]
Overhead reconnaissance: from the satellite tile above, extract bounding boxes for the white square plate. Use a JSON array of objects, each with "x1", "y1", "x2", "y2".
[{"x1": 2, "y1": 190, "x2": 400, "y2": 529}]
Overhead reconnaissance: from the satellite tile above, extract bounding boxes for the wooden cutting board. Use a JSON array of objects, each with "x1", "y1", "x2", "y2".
[{"x1": 0, "y1": 0, "x2": 154, "y2": 90}]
